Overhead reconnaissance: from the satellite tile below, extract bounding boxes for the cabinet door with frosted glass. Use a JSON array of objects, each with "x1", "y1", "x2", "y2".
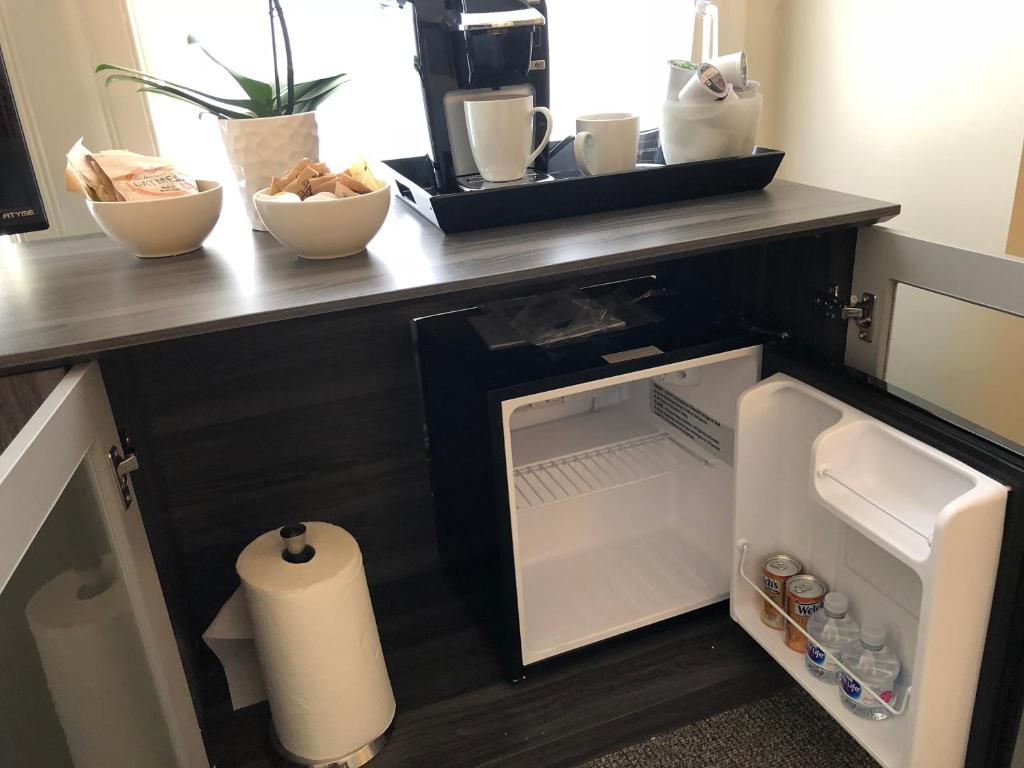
[
  {"x1": 0, "y1": 363, "x2": 206, "y2": 767},
  {"x1": 844, "y1": 228, "x2": 1024, "y2": 768}
]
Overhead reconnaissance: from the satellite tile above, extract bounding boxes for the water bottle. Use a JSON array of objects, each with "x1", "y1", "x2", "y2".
[
  {"x1": 805, "y1": 592, "x2": 860, "y2": 684},
  {"x1": 839, "y1": 624, "x2": 902, "y2": 720}
]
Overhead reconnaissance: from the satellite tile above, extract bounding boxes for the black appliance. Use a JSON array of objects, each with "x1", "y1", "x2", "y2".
[
  {"x1": 413, "y1": 268, "x2": 1024, "y2": 768},
  {"x1": 393, "y1": 0, "x2": 549, "y2": 194},
  {"x1": 0, "y1": 46, "x2": 47, "y2": 236}
]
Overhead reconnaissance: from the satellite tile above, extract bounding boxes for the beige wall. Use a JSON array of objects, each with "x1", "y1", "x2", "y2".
[
  {"x1": 1008, "y1": 144, "x2": 1024, "y2": 257},
  {"x1": 744, "y1": 0, "x2": 1024, "y2": 256}
]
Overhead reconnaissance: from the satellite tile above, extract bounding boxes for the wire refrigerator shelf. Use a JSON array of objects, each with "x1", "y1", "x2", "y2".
[{"x1": 513, "y1": 432, "x2": 705, "y2": 510}]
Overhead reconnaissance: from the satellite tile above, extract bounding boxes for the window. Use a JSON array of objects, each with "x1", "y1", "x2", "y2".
[{"x1": 129, "y1": 1, "x2": 692, "y2": 177}]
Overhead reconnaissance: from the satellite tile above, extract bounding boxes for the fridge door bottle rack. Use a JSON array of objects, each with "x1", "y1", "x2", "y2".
[
  {"x1": 735, "y1": 541, "x2": 911, "y2": 718},
  {"x1": 731, "y1": 374, "x2": 1007, "y2": 768}
]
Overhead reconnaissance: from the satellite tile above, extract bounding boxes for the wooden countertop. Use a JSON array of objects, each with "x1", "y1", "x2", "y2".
[{"x1": 0, "y1": 180, "x2": 897, "y2": 371}]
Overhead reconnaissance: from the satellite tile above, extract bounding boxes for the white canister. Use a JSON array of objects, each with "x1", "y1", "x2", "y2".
[
  {"x1": 661, "y1": 92, "x2": 763, "y2": 164},
  {"x1": 219, "y1": 113, "x2": 319, "y2": 231}
]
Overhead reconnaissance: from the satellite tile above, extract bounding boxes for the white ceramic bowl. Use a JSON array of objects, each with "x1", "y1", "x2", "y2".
[
  {"x1": 86, "y1": 180, "x2": 222, "y2": 258},
  {"x1": 254, "y1": 183, "x2": 391, "y2": 259}
]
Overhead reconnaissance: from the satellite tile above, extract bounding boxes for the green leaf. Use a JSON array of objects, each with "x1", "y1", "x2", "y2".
[
  {"x1": 282, "y1": 74, "x2": 349, "y2": 113},
  {"x1": 98, "y1": 64, "x2": 259, "y2": 109},
  {"x1": 135, "y1": 87, "x2": 237, "y2": 120},
  {"x1": 187, "y1": 35, "x2": 275, "y2": 111},
  {"x1": 289, "y1": 73, "x2": 349, "y2": 102},
  {"x1": 103, "y1": 73, "x2": 260, "y2": 118},
  {"x1": 292, "y1": 87, "x2": 345, "y2": 113},
  {"x1": 103, "y1": 72, "x2": 268, "y2": 114}
]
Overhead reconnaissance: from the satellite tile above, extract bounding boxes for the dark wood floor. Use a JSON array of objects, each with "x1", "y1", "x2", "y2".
[{"x1": 204, "y1": 571, "x2": 790, "y2": 768}]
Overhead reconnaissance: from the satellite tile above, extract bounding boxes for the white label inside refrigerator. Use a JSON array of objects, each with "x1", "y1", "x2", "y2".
[{"x1": 650, "y1": 382, "x2": 734, "y2": 465}]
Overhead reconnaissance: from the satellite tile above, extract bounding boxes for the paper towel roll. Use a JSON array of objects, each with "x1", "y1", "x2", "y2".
[
  {"x1": 236, "y1": 522, "x2": 396, "y2": 763},
  {"x1": 26, "y1": 568, "x2": 177, "y2": 768}
]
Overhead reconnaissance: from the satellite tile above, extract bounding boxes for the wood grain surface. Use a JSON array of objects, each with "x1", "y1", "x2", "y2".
[
  {"x1": 0, "y1": 181, "x2": 897, "y2": 371},
  {"x1": 0, "y1": 368, "x2": 64, "y2": 454},
  {"x1": 96, "y1": 229, "x2": 858, "y2": 735},
  {"x1": 204, "y1": 592, "x2": 791, "y2": 768}
]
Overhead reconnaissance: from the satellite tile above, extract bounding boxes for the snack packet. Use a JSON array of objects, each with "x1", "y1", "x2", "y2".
[
  {"x1": 66, "y1": 139, "x2": 198, "y2": 202},
  {"x1": 267, "y1": 157, "x2": 386, "y2": 200},
  {"x1": 345, "y1": 157, "x2": 386, "y2": 193}
]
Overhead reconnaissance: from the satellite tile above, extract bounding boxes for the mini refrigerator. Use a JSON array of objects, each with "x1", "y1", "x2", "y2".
[{"x1": 413, "y1": 276, "x2": 1024, "y2": 768}]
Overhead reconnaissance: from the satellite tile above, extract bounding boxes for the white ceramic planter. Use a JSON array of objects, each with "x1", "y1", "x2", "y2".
[{"x1": 219, "y1": 113, "x2": 319, "y2": 230}]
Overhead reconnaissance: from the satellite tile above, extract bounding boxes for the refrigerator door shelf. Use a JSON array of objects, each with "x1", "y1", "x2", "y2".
[
  {"x1": 731, "y1": 374, "x2": 1007, "y2": 768},
  {"x1": 812, "y1": 418, "x2": 1005, "y2": 570}
]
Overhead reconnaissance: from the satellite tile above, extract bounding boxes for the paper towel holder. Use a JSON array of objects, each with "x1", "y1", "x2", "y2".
[
  {"x1": 271, "y1": 724, "x2": 392, "y2": 768},
  {"x1": 280, "y1": 524, "x2": 316, "y2": 564}
]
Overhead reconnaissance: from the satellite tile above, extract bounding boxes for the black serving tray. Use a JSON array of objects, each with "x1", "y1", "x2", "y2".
[{"x1": 384, "y1": 144, "x2": 784, "y2": 234}]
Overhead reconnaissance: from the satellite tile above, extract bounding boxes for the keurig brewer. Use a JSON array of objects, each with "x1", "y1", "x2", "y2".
[{"x1": 393, "y1": 0, "x2": 549, "y2": 192}]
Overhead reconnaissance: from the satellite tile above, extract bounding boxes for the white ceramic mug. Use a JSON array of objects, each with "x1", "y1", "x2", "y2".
[
  {"x1": 464, "y1": 95, "x2": 553, "y2": 182},
  {"x1": 574, "y1": 113, "x2": 640, "y2": 176}
]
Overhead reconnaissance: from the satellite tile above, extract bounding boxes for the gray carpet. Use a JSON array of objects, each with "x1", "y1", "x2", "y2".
[{"x1": 578, "y1": 685, "x2": 879, "y2": 768}]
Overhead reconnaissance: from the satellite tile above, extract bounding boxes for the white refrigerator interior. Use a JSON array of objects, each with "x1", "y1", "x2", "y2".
[
  {"x1": 501, "y1": 347, "x2": 760, "y2": 664},
  {"x1": 498, "y1": 346, "x2": 1006, "y2": 768}
]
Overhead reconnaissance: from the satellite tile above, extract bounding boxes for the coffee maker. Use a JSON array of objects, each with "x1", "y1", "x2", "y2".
[
  {"x1": 395, "y1": 0, "x2": 550, "y2": 192},
  {"x1": 0, "y1": 46, "x2": 47, "y2": 236}
]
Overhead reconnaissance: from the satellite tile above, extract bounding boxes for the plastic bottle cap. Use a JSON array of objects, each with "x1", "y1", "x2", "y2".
[
  {"x1": 824, "y1": 592, "x2": 848, "y2": 616},
  {"x1": 861, "y1": 623, "x2": 886, "y2": 648}
]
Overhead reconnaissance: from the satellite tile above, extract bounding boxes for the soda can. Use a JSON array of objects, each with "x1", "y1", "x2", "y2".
[
  {"x1": 785, "y1": 574, "x2": 828, "y2": 652},
  {"x1": 760, "y1": 554, "x2": 801, "y2": 630}
]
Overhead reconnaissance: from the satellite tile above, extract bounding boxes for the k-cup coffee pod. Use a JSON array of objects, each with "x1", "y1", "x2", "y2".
[
  {"x1": 677, "y1": 62, "x2": 729, "y2": 104},
  {"x1": 709, "y1": 51, "x2": 747, "y2": 89},
  {"x1": 665, "y1": 59, "x2": 698, "y2": 101}
]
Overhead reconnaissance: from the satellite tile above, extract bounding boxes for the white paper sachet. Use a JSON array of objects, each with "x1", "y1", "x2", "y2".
[{"x1": 65, "y1": 139, "x2": 198, "y2": 202}]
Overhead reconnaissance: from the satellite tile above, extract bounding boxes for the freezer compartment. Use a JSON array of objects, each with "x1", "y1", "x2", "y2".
[
  {"x1": 731, "y1": 375, "x2": 1007, "y2": 768},
  {"x1": 501, "y1": 347, "x2": 760, "y2": 665}
]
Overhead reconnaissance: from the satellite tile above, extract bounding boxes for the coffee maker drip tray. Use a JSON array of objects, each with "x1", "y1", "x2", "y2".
[{"x1": 457, "y1": 170, "x2": 554, "y2": 191}]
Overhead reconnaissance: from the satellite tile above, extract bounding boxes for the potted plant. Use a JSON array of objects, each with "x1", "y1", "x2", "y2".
[{"x1": 98, "y1": 0, "x2": 347, "y2": 230}]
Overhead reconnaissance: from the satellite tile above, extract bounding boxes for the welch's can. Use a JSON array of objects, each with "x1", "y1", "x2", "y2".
[
  {"x1": 760, "y1": 554, "x2": 802, "y2": 630},
  {"x1": 785, "y1": 574, "x2": 828, "y2": 652}
]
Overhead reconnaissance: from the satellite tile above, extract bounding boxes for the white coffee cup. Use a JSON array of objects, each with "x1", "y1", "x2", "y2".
[
  {"x1": 464, "y1": 95, "x2": 553, "y2": 182},
  {"x1": 573, "y1": 113, "x2": 640, "y2": 176}
]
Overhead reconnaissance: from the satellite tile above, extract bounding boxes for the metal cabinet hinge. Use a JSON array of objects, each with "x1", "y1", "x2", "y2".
[
  {"x1": 109, "y1": 439, "x2": 139, "y2": 510},
  {"x1": 817, "y1": 284, "x2": 876, "y2": 342}
]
